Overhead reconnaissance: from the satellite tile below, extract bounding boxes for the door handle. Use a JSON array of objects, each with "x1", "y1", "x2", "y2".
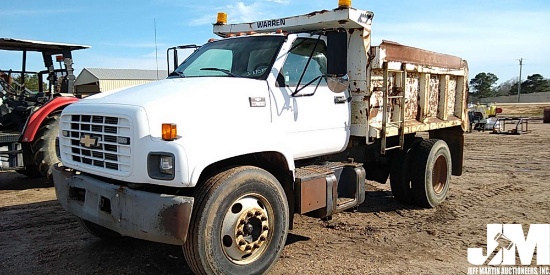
[{"x1": 334, "y1": 96, "x2": 349, "y2": 104}]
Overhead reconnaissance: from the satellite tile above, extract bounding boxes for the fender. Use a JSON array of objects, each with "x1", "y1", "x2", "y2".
[{"x1": 20, "y1": 96, "x2": 79, "y2": 143}]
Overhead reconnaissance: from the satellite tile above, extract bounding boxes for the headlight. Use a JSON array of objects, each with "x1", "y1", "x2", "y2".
[
  {"x1": 148, "y1": 152, "x2": 175, "y2": 180},
  {"x1": 159, "y1": 155, "x2": 174, "y2": 175}
]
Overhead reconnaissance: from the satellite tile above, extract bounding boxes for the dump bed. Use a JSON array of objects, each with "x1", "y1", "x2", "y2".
[{"x1": 351, "y1": 40, "x2": 468, "y2": 140}]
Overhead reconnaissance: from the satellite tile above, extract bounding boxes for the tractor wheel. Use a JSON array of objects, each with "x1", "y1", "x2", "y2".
[
  {"x1": 389, "y1": 138, "x2": 422, "y2": 204},
  {"x1": 183, "y1": 166, "x2": 289, "y2": 275},
  {"x1": 79, "y1": 219, "x2": 122, "y2": 240},
  {"x1": 15, "y1": 143, "x2": 43, "y2": 178},
  {"x1": 31, "y1": 113, "x2": 61, "y2": 179},
  {"x1": 411, "y1": 139, "x2": 452, "y2": 208},
  {"x1": 16, "y1": 165, "x2": 43, "y2": 178}
]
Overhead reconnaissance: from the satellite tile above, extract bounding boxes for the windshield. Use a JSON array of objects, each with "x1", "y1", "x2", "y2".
[{"x1": 172, "y1": 36, "x2": 285, "y2": 79}]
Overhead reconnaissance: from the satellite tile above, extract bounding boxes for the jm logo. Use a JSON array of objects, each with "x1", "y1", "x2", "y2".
[{"x1": 468, "y1": 224, "x2": 550, "y2": 265}]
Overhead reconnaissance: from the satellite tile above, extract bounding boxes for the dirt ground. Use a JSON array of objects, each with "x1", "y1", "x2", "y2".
[{"x1": 1, "y1": 111, "x2": 549, "y2": 274}]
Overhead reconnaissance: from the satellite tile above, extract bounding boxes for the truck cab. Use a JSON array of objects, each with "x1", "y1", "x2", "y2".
[{"x1": 168, "y1": 33, "x2": 350, "y2": 159}]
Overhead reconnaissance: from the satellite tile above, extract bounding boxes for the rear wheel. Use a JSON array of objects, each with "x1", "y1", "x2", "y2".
[
  {"x1": 183, "y1": 166, "x2": 289, "y2": 275},
  {"x1": 411, "y1": 139, "x2": 452, "y2": 208},
  {"x1": 30, "y1": 113, "x2": 61, "y2": 179}
]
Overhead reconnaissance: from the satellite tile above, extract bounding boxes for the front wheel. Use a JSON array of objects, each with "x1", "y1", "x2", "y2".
[
  {"x1": 183, "y1": 166, "x2": 289, "y2": 275},
  {"x1": 411, "y1": 139, "x2": 452, "y2": 208}
]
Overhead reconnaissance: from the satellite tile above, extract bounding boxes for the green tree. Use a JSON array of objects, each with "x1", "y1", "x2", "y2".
[
  {"x1": 509, "y1": 74, "x2": 550, "y2": 95},
  {"x1": 12, "y1": 74, "x2": 44, "y2": 92},
  {"x1": 522, "y1": 74, "x2": 550, "y2": 94},
  {"x1": 469, "y1": 72, "x2": 498, "y2": 98}
]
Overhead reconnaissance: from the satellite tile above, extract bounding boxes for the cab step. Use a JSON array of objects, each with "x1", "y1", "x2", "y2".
[{"x1": 294, "y1": 161, "x2": 365, "y2": 219}]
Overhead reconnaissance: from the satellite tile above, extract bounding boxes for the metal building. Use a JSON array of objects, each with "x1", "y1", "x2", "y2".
[{"x1": 75, "y1": 68, "x2": 167, "y2": 96}]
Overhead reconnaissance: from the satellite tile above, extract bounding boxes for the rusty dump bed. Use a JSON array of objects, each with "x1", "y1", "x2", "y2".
[{"x1": 351, "y1": 40, "x2": 468, "y2": 139}]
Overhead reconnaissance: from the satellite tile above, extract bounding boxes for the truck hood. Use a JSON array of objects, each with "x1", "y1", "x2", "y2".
[
  {"x1": 80, "y1": 77, "x2": 267, "y2": 109},
  {"x1": 71, "y1": 77, "x2": 271, "y2": 142}
]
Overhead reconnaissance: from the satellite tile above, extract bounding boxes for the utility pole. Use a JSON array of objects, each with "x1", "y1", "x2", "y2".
[{"x1": 517, "y1": 58, "x2": 523, "y2": 103}]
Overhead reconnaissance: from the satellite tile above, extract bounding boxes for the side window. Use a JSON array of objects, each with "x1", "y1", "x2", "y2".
[
  {"x1": 282, "y1": 38, "x2": 327, "y2": 87},
  {"x1": 182, "y1": 49, "x2": 232, "y2": 76}
]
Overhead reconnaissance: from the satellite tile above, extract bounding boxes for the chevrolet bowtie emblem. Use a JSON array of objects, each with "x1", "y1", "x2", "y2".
[{"x1": 80, "y1": 134, "x2": 100, "y2": 148}]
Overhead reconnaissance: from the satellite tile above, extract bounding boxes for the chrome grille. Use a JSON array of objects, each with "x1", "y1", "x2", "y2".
[{"x1": 60, "y1": 114, "x2": 131, "y2": 175}]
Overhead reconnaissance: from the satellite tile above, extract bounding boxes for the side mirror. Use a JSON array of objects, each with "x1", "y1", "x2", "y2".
[
  {"x1": 327, "y1": 74, "x2": 349, "y2": 93},
  {"x1": 327, "y1": 30, "x2": 348, "y2": 77}
]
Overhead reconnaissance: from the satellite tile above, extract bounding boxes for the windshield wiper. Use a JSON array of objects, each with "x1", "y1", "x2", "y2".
[
  {"x1": 169, "y1": 71, "x2": 186, "y2": 78},
  {"x1": 200, "y1": 67, "x2": 240, "y2": 77}
]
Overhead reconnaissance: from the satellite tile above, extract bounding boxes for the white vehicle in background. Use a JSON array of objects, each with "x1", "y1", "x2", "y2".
[{"x1": 53, "y1": 1, "x2": 469, "y2": 274}]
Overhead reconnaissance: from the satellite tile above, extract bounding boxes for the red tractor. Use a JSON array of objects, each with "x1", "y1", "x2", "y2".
[{"x1": 0, "y1": 38, "x2": 89, "y2": 178}]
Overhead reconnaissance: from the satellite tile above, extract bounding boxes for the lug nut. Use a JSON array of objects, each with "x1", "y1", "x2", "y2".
[
  {"x1": 237, "y1": 230, "x2": 244, "y2": 236},
  {"x1": 263, "y1": 225, "x2": 269, "y2": 231},
  {"x1": 259, "y1": 236, "x2": 266, "y2": 241},
  {"x1": 239, "y1": 240, "x2": 247, "y2": 246},
  {"x1": 245, "y1": 245, "x2": 252, "y2": 251},
  {"x1": 253, "y1": 243, "x2": 260, "y2": 249},
  {"x1": 260, "y1": 216, "x2": 267, "y2": 221},
  {"x1": 255, "y1": 211, "x2": 262, "y2": 216},
  {"x1": 240, "y1": 219, "x2": 246, "y2": 225},
  {"x1": 247, "y1": 212, "x2": 253, "y2": 217}
]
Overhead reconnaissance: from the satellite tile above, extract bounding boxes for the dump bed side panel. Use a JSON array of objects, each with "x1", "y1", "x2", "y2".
[{"x1": 351, "y1": 41, "x2": 468, "y2": 139}]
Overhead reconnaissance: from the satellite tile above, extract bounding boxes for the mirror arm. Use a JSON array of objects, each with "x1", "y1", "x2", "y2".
[{"x1": 291, "y1": 75, "x2": 323, "y2": 97}]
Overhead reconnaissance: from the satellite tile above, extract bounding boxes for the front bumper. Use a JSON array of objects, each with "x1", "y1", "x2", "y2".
[{"x1": 52, "y1": 164, "x2": 194, "y2": 245}]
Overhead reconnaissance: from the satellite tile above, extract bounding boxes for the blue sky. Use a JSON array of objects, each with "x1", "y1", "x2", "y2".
[{"x1": 1, "y1": 0, "x2": 549, "y2": 84}]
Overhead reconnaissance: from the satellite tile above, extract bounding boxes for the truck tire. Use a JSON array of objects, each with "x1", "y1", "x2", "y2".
[
  {"x1": 389, "y1": 138, "x2": 422, "y2": 204},
  {"x1": 31, "y1": 113, "x2": 61, "y2": 179},
  {"x1": 411, "y1": 139, "x2": 452, "y2": 208},
  {"x1": 78, "y1": 218, "x2": 122, "y2": 240},
  {"x1": 183, "y1": 166, "x2": 289, "y2": 275}
]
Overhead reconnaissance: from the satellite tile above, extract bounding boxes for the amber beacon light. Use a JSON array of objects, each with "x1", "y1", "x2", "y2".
[
  {"x1": 338, "y1": 0, "x2": 351, "y2": 8},
  {"x1": 217, "y1": 12, "x2": 227, "y2": 24},
  {"x1": 162, "y1": 123, "x2": 177, "y2": 141}
]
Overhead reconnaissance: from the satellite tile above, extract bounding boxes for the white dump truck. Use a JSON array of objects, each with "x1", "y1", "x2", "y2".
[{"x1": 53, "y1": 1, "x2": 468, "y2": 274}]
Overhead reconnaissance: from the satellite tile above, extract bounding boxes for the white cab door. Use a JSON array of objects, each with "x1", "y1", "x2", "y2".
[{"x1": 268, "y1": 35, "x2": 350, "y2": 159}]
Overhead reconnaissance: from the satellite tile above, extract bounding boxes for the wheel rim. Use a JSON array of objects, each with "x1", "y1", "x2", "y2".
[
  {"x1": 432, "y1": 155, "x2": 448, "y2": 194},
  {"x1": 220, "y1": 194, "x2": 272, "y2": 264}
]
